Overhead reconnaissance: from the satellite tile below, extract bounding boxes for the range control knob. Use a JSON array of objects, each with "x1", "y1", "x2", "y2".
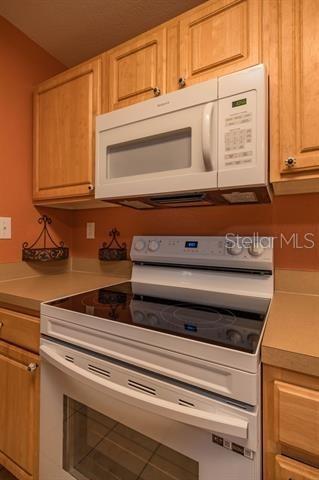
[
  {"x1": 148, "y1": 240, "x2": 160, "y2": 252},
  {"x1": 134, "y1": 239, "x2": 146, "y2": 251},
  {"x1": 248, "y1": 243, "x2": 264, "y2": 257},
  {"x1": 226, "y1": 243, "x2": 243, "y2": 256}
]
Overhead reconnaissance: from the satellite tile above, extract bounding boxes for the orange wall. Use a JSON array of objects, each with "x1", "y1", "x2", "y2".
[
  {"x1": 0, "y1": 16, "x2": 73, "y2": 263},
  {"x1": 73, "y1": 193, "x2": 319, "y2": 271}
]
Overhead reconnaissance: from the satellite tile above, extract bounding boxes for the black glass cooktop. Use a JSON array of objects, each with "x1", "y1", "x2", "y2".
[{"x1": 48, "y1": 282, "x2": 269, "y2": 354}]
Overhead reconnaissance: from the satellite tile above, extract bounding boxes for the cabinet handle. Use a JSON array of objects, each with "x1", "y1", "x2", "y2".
[
  {"x1": 153, "y1": 87, "x2": 161, "y2": 97},
  {"x1": 0, "y1": 321, "x2": 3, "y2": 330},
  {"x1": 285, "y1": 157, "x2": 296, "y2": 168},
  {"x1": 88, "y1": 184, "x2": 94, "y2": 191},
  {"x1": 27, "y1": 363, "x2": 38, "y2": 373},
  {"x1": 178, "y1": 77, "x2": 186, "y2": 88}
]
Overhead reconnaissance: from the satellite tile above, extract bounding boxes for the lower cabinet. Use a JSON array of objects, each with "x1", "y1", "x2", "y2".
[
  {"x1": 263, "y1": 365, "x2": 319, "y2": 480},
  {"x1": 276, "y1": 455, "x2": 319, "y2": 480},
  {"x1": 0, "y1": 310, "x2": 40, "y2": 480}
]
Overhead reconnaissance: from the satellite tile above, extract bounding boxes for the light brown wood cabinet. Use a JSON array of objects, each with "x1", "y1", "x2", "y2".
[
  {"x1": 276, "y1": 455, "x2": 319, "y2": 480},
  {"x1": 0, "y1": 308, "x2": 40, "y2": 353},
  {"x1": 33, "y1": 0, "x2": 319, "y2": 201},
  {"x1": 0, "y1": 342, "x2": 39, "y2": 480},
  {"x1": 105, "y1": 26, "x2": 167, "y2": 112},
  {"x1": 179, "y1": 0, "x2": 261, "y2": 87},
  {"x1": 270, "y1": 0, "x2": 319, "y2": 194},
  {"x1": 263, "y1": 365, "x2": 319, "y2": 480},
  {"x1": 0, "y1": 310, "x2": 40, "y2": 480},
  {"x1": 105, "y1": 0, "x2": 262, "y2": 112},
  {"x1": 33, "y1": 57, "x2": 101, "y2": 202}
]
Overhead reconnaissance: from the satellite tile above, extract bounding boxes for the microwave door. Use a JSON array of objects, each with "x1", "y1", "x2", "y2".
[{"x1": 95, "y1": 102, "x2": 218, "y2": 200}]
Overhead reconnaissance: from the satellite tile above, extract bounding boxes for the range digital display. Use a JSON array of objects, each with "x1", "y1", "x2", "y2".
[{"x1": 185, "y1": 241, "x2": 198, "y2": 248}]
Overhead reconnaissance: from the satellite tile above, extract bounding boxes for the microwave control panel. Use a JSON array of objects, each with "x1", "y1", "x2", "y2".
[{"x1": 218, "y1": 90, "x2": 256, "y2": 171}]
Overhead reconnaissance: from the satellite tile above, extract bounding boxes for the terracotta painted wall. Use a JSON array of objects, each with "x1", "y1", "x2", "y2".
[
  {"x1": 73, "y1": 193, "x2": 319, "y2": 271},
  {"x1": 0, "y1": 16, "x2": 72, "y2": 264}
]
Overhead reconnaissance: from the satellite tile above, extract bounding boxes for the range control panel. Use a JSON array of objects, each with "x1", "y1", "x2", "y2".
[{"x1": 131, "y1": 236, "x2": 273, "y2": 272}]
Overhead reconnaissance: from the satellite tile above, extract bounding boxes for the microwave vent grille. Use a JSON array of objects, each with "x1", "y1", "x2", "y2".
[{"x1": 150, "y1": 192, "x2": 207, "y2": 205}]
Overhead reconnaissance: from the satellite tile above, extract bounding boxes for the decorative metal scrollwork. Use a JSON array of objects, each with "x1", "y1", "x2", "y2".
[
  {"x1": 99, "y1": 228, "x2": 127, "y2": 261},
  {"x1": 22, "y1": 215, "x2": 69, "y2": 262}
]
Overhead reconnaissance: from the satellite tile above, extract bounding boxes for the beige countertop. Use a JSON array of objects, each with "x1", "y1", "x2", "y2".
[
  {"x1": 0, "y1": 271, "x2": 128, "y2": 315},
  {"x1": 1, "y1": 264, "x2": 319, "y2": 378},
  {"x1": 262, "y1": 270, "x2": 319, "y2": 377}
]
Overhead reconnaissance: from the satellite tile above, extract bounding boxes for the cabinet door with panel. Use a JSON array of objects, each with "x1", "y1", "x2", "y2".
[
  {"x1": 273, "y1": 0, "x2": 319, "y2": 189},
  {"x1": 178, "y1": 0, "x2": 261, "y2": 88},
  {"x1": 276, "y1": 455, "x2": 319, "y2": 480},
  {"x1": 263, "y1": 365, "x2": 319, "y2": 480},
  {"x1": 0, "y1": 341, "x2": 39, "y2": 480},
  {"x1": 33, "y1": 58, "x2": 101, "y2": 201},
  {"x1": 0, "y1": 307, "x2": 39, "y2": 353},
  {"x1": 106, "y1": 26, "x2": 166, "y2": 112}
]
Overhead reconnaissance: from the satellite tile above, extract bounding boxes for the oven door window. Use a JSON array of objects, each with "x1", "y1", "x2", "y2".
[{"x1": 63, "y1": 396, "x2": 199, "y2": 480}]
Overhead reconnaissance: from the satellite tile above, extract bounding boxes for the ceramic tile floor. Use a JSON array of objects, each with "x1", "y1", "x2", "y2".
[{"x1": 0, "y1": 467, "x2": 17, "y2": 480}]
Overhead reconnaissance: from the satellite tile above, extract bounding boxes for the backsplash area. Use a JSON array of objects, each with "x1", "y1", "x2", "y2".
[{"x1": 72, "y1": 192, "x2": 319, "y2": 271}]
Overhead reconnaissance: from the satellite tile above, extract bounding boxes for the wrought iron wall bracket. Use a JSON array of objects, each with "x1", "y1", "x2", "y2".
[
  {"x1": 22, "y1": 215, "x2": 69, "y2": 262},
  {"x1": 99, "y1": 228, "x2": 127, "y2": 261}
]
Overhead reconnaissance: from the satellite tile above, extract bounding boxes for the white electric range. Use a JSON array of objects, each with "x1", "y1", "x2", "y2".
[{"x1": 40, "y1": 235, "x2": 273, "y2": 480}]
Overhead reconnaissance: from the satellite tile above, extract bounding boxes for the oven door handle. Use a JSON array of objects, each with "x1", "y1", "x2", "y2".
[{"x1": 41, "y1": 344, "x2": 248, "y2": 439}]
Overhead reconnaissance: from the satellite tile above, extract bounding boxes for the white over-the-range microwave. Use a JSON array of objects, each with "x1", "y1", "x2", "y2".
[{"x1": 95, "y1": 64, "x2": 270, "y2": 209}]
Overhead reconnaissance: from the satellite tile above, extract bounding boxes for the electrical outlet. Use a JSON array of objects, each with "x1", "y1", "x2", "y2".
[
  {"x1": 0, "y1": 217, "x2": 11, "y2": 239},
  {"x1": 86, "y1": 222, "x2": 95, "y2": 239}
]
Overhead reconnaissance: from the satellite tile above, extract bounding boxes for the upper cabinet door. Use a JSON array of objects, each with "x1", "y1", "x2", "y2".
[
  {"x1": 279, "y1": 0, "x2": 319, "y2": 175},
  {"x1": 33, "y1": 58, "x2": 101, "y2": 201},
  {"x1": 179, "y1": 0, "x2": 261, "y2": 87},
  {"x1": 106, "y1": 27, "x2": 166, "y2": 112}
]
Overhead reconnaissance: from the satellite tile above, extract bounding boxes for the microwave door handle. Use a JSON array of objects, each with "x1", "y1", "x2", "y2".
[
  {"x1": 202, "y1": 102, "x2": 215, "y2": 171},
  {"x1": 41, "y1": 345, "x2": 248, "y2": 439}
]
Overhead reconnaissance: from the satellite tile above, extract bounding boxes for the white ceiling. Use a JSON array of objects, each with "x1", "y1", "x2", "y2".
[{"x1": 0, "y1": 0, "x2": 205, "y2": 67}]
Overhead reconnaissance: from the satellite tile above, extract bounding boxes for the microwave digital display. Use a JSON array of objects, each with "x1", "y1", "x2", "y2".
[
  {"x1": 185, "y1": 241, "x2": 198, "y2": 248},
  {"x1": 232, "y1": 98, "x2": 247, "y2": 108}
]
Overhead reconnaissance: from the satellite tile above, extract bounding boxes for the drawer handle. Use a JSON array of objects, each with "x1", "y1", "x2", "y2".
[
  {"x1": 27, "y1": 363, "x2": 38, "y2": 373},
  {"x1": 0, "y1": 321, "x2": 3, "y2": 330}
]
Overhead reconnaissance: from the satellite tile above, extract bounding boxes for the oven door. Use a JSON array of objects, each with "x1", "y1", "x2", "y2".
[
  {"x1": 40, "y1": 338, "x2": 260, "y2": 480},
  {"x1": 95, "y1": 94, "x2": 218, "y2": 200}
]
